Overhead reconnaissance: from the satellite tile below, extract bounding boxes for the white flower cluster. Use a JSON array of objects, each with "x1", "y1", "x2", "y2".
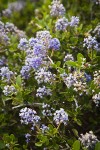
[
  {"x1": 36, "y1": 86, "x2": 52, "y2": 98},
  {"x1": 93, "y1": 70, "x2": 100, "y2": 88},
  {"x1": 64, "y1": 54, "x2": 74, "y2": 62},
  {"x1": 3, "y1": 85, "x2": 17, "y2": 96},
  {"x1": 60, "y1": 73, "x2": 76, "y2": 88},
  {"x1": 61, "y1": 71, "x2": 88, "y2": 95},
  {"x1": 73, "y1": 71, "x2": 88, "y2": 94},
  {"x1": 53, "y1": 108, "x2": 68, "y2": 125},
  {"x1": 35, "y1": 67, "x2": 56, "y2": 84},
  {"x1": 79, "y1": 131, "x2": 99, "y2": 149},
  {"x1": 92, "y1": 92, "x2": 100, "y2": 106}
]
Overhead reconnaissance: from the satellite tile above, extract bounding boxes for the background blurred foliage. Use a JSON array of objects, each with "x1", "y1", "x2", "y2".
[{"x1": 0, "y1": 0, "x2": 100, "y2": 32}]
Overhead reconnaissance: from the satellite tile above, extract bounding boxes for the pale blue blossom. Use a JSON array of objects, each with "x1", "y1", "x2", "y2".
[
  {"x1": 0, "y1": 66, "x2": 13, "y2": 81},
  {"x1": 36, "y1": 86, "x2": 52, "y2": 98},
  {"x1": 55, "y1": 17, "x2": 69, "y2": 31},
  {"x1": 69, "y1": 16, "x2": 79, "y2": 27},
  {"x1": 19, "y1": 107, "x2": 40, "y2": 125},
  {"x1": 35, "y1": 67, "x2": 56, "y2": 84},
  {"x1": 83, "y1": 35, "x2": 99, "y2": 50},
  {"x1": 3, "y1": 85, "x2": 16, "y2": 96},
  {"x1": 53, "y1": 108, "x2": 68, "y2": 125},
  {"x1": 49, "y1": 0, "x2": 65, "y2": 17},
  {"x1": 18, "y1": 38, "x2": 28, "y2": 51},
  {"x1": 49, "y1": 38, "x2": 60, "y2": 50},
  {"x1": 20, "y1": 65, "x2": 31, "y2": 79}
]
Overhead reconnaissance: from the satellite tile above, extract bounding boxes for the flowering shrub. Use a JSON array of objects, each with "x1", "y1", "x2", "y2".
[{"x1": 0, "y1": 0, "x2": 100, "y2": 149}]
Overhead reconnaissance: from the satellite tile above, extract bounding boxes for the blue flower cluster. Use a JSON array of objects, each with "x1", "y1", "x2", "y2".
[
  {"x1": 20, "y1": 65, "x2": 31, "y2": 79},
  {"x1": 0, "y1": 56, "x2": 6, "y2": 66},
  {"x1": 36, "y1": 30, "x2": 52, "y2": 49},
  {"x1": 51, "y1": 1, "x2": 79, "y2": 31},
  {"x1": 84, "y1": 73, "x2": 91, "y2": 82},
  {"x1": 25, "y1": 56, "x2": 43, "y2": 70},
  {"x1": 25, "y1": 133, "x2": 31, "y2": 143},
  {"x1": 53, "y1": 108, "x2": 68, "y2": 125},
  {"x1": 18, "y1": 30, "x2": 60, "y2": 77},
  {"x1": 19, "y1": 107, "x2": 41, "y2": 125},
  {"x1": 55, "y1": 16, "x2": 79, "y2": 31},
  {"x1": 2, "y1": 1, "x2": 25, "y2": 17},
  {"x1": 49, "y1": 0, "x2": 65, "y2": 17},
  {"x1": 69, "y1": 16, "x2": 79, "y2": 27},
  {"x1": 55, "y1": 17, "x2": 69, "y2": 31},
  {"x1": 29, "y1": 37, "x2": 39, "y2": 47},
  {"x1": 40, "y1": 124, "x2": 49, "y2": 133},
  {"x1": 49, "y1": 38, "x2": 60, "y2": 50},
  {"x1": 36, "y1": 86, "x2": 52, "y2": 98},
  {"x1": 0, "y1": 21, "x2": 26, "y2": 46},
  {"x1": 0, "y1": 66, "x2": 13, "y2": 82},
  {"x1": 33, "y1": 43, "x2": 46, "y2": 56},
  {"x1": 83, "y1": 35, "x2": 99, "y2": 50},
  {"x1": 49, "y1": 0, "x2": 79, "y2": 31},
  {"x1": 18, "y1": 38, "x2": 28, "y2": 51}
]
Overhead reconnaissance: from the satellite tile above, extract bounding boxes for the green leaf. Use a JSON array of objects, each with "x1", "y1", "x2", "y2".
[
  {"x1": 57, "y1": 67, "x2": 65, "y2": 74},
  {"x1": 77, "y1": 24, "x2": 83, "y2": 32},
  {"x1": 72, "y1": 129, "x2": 78, "y2": 137},
  {"x1": 10, "y1": 134, "x2": 15, "y2": 141},
  {"x1": 77, "y1": 53, "x2": 84, "y2": 59},
  {"x1": 16, "y1": 75, "x2": 22, "y2": 86},
  {"x1": 74, "y1": 118, "x2": 82, "y2": 126},
  {"x1": 56, "y1": 61, "x2": 61, "y2": 67},
  {"x1": 77, "y1": 53, "x2": 84, "y2": 65},
  {"x1": 65, "y1": 61, "x2": 78, "y2": 67},
  {"x1": 95, "y1": 142, "x2": 100, "y2": 150},
  {"x1": 51, "y1": 63, "x2": 57, "y2": 69},
  {"x1": 14, "y1": 148, "x2": 19, "y2": 150},
  {"x1": 35, "y1": 142, "x2": 43, "y2": 147},
  {"x1": 48, "y1": 124, "x2": 54, "y2": 130},
  {"x1": 72, "y1": 140, "x2": 80, "y2": 150},
  {"x1": 0, "y1": 141, "x2": 5, "y2": 149}
]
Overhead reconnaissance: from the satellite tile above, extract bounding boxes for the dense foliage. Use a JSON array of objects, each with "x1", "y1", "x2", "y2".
[{"x1": 0, "y1": 0, "x2": 100, "y2": 150}]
